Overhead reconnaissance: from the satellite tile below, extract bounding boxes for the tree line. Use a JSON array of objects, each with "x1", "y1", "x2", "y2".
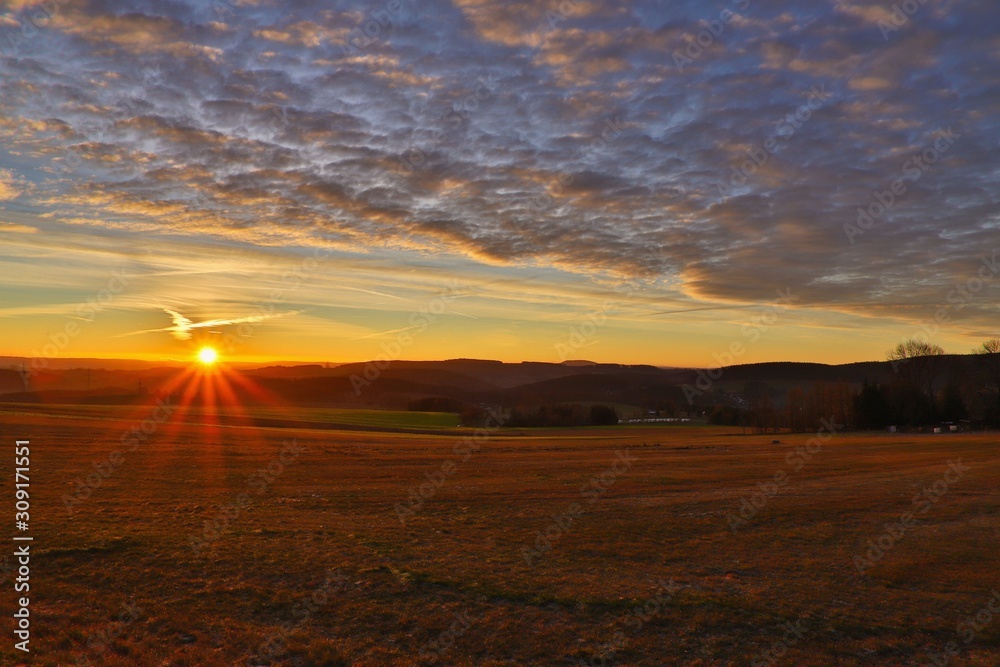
[{"x1": 713, "y1": 339, "x2": 1000, "y2": 432}]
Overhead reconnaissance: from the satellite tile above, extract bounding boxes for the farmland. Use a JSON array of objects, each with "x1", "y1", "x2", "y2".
[
  {"x1": 1, "y1": 404, "x2": 998, "y2": 665},
  {"x1": 0, "y1": 404, "x2": 461, "y2": 431}
]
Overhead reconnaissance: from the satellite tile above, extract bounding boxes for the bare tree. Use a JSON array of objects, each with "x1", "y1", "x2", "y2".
[{"x1": 887, "y1": 339, "x2": 946, "y2": 362}]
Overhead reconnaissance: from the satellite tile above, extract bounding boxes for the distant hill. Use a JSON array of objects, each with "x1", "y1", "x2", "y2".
[
  {"x1": 708, "y1": 361, "x2": 891, "y2": 384},
  {"x1": 486, "y1": 370, "x2": 689, "y2": 409},
  {"x1": 243, "y1": 364, "x2": 338, "y2": 379},
  {"x1": 0, "y1": 369, "x2": 26, "y2": 394},
  {"x1": 0, "y1": 355, "x2": 982, "y2": 416},
  {"x1": 0, "y1": 356, "x2": 184, "y2": 371}
]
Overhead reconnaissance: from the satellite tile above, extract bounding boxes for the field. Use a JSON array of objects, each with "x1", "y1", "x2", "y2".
[
  {"x1": 0, "y1": 404, "x2": 461, "y2": 431},
  {"x1": 1, "y1": 403, "x2": 999, "y2": 666}
]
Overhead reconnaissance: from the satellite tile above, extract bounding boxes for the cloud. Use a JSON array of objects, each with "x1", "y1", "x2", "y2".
[
  {"x1": 0, "y1": 170, "x2": 22, "y2": 200},
  {"x1": 0, "y1": 222, "x2": 36, "y2": 233},
  {"x1": 0, "y1": 0, "x2": 997, "y2": 343}
]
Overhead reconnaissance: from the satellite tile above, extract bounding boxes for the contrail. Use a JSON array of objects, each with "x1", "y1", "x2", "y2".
[
  {"x1": 115, "y1": 308, "x2": 302, "y2": 340},
  {"x1": 351, "y1": 325, "x2": 420, "y2": 341},
  {"x1": 643, "y1": 304, "x2": 760, "y2": 317},
  {"x1": 338, "y1": 285, "x2": 407, "y2": 301}
]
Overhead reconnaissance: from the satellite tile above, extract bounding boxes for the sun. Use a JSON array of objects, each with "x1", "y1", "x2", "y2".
[{"x1": 197, "y1": 346, "x2": 219, "y2": 365}]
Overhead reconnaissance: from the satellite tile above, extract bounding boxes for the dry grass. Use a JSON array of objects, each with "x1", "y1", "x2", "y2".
[{"x1": 1, "y1": 405, "x2": 998, "y2": 666}]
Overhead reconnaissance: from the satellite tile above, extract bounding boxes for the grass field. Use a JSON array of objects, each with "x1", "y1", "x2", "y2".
[
  {"x1": 0, "y1": 404, "x2": 461, "y2": 431},
  {"x1": 1, "y1": 404, "x2": 998, "y2": 665}
]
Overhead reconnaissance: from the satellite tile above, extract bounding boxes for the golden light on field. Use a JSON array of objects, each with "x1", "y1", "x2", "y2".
[{"x1": 197, "y1": 346, "x2": 219, "y2": 365}]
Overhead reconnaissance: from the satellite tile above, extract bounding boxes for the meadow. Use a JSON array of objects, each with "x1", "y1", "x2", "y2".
[{"x1": 1, "y1": 403, "x2": 998, "y2": 666}]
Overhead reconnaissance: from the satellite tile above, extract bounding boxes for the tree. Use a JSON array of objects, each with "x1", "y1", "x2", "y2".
[
  {"x1": 939, "y1": 382, "x2": 968, "y2": 422},
  {"x1": 887, "y1": 339, "x2": 945, "y2": 366},
  {"x1": 886, "y1": 339, "x2": 945, "y2": 426},
  {"x1": 973, "y1": 339, "x2": 1000, "y2": 427},
  {"x1": 708, "y1": 404, "x2": 741, "y2": 426},
  {"x1": 589, "y1": 405, "x2": 619, "y2": 426},
  {"x1": 854, "y1": 380, "x2": 891, "y2": 430},
  {"x1": 744, "y1": 381, "x2": 779, "y2": 433}
]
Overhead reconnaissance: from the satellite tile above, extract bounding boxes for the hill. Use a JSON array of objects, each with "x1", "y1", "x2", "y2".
[{"x1": 1, "y1": 355, "x2": 991, "y2": 429}]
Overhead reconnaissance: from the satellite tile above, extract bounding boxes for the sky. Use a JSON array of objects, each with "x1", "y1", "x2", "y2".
[{"x1": 0, "y1": 0, "x2": 998, "y2": 367}]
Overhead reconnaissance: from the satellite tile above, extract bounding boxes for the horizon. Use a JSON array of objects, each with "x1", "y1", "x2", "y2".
[{"x1": 0, "y1": 350, "x2": 983, "y2": 374}]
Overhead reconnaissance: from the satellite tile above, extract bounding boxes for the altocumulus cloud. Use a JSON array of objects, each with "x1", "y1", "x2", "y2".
[{"x1": 0, "y1": 0, "x2": 998, "y2": 333}]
